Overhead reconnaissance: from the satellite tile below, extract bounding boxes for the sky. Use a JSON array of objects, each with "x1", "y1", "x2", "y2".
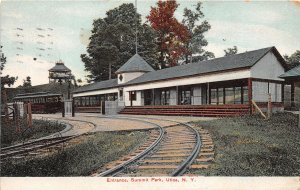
[{"x1": 1, "y1": 0, "x2": 300, "y2": 87}]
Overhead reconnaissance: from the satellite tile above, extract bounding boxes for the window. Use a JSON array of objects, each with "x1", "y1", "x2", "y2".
[
  {"x1": 243, "y1": 86, "x2": 249, "y2": 104},
  {"x1": 119, "y1": 74, "x2": 123, "y2": 82},
  {"x1": 119, "y1": 89, "x2": 123, "y2": 101},
  {"x1": 234, "y1": 87, "x2": 242, "y2": 104},
  {"x1": 225, "y1": 87, "x2": 234, "y2": 104},
  {"x1": 210, "y1": 89, "x2": 217, "y2": 105},
  {"x1": 218, "y1": 88, "x2": 224, "y2": 105},
  {"x1": 161, "y1": 89, "x2": 170, "y2": 105},
  {"x1": 129, "y1": 91, "x2": 136, "y2": 101}
]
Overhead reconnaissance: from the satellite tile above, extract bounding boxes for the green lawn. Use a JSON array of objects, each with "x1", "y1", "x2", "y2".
[
  {"x1": 192, "y1": 112, "x2": 300, "y2": 176},
  {"x1": 1, "y1": 130, "x2": 148, "y2": 176},
  {"x1": 1, "y1": 119, "x2": 66, "y2": 147}
]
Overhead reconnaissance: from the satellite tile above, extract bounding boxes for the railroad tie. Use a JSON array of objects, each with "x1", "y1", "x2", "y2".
[{"x1": 189, "y1": 126, "x2": 215, "y2": 171}]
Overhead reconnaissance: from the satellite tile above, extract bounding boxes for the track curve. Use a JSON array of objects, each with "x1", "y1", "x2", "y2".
[{"x1": 88, "y1": 115, "x2": 201, "y2": 177}]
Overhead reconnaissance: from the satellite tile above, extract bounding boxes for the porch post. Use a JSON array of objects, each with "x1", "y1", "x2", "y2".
[
  {"x1": 248, "y1": 78, "x2": 253, "y2": 114},
  {"x1": 207, "y1": 82, "x2": 210, "y2": 104},
  {"x1": 291, "y1": 82, "x2": 295, "y2": 108},
  {"x1": 281, "y1": 83, "x2": 285, "y2": 103},
  {"x1": 176, "y1": 86, "x2": 179, "y2": 105}
]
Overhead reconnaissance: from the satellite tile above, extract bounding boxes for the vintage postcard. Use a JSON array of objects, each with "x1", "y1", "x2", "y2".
[{"x1": 0, "y1": 0, "x2": 300, "y2": 189}]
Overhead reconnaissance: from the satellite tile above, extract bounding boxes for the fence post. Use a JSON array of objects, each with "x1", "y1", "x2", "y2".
[
  {"x1": 72, "y1": 99, "x2": 75, "y2": 117},
  {"x1": 298, "y1": 108, "x2": 300, "y2": 128},
  {"x1": 27, "y1": 102, "x2": 32, "y2": 128},
  {"x1": 267, "y1": 93, "x2": 272, "y2": 119},
  {"x1": 62, "y1": 101, "x2": 65, "y2": 117}
]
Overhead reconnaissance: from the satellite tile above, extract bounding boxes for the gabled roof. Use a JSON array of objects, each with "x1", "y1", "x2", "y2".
[
  {"x1": 49, "y1": 62, "x2": 71, "y2": 72},
  {"x1": 72, "y1": 79, "x2": 118, "y2": 94},
  {"x1": 115, "y1": 54, "x2": 154, "y2": 74},
  {"x1": 72, "y1": 47, "x2": 287, "y2": 94},
  {"x1": 124, "y1": 46, "x2": 287, "y2": 86},
  {"x1": 279, "y1": 65, "x2": 300, "y2": 79}
]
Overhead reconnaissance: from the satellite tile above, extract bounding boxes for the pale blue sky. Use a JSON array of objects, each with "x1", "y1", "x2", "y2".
[{"x1": 1, "y1": 0, "x2": 300, "y2": 87}]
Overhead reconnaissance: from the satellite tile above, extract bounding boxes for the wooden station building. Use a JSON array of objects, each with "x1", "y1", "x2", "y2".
[{"x1": 72, "y1": 46, "x2": 289, "y2": 116}]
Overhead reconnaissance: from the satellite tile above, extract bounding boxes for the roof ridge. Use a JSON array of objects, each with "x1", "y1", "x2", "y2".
[{"x1": 116, "y1": 54, "x2": 154, "y2": 74}]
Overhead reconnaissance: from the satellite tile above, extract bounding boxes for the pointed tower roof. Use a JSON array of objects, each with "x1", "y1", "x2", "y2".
[
  {"x1": 49, "y1": 60, "x2": 71, "y2": 72},
  {"x1": 116, "y1": 54, "x2": 154, "y2": 74}
]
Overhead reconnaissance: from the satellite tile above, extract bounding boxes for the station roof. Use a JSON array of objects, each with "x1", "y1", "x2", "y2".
[
  {"x1": 13, "y1": 92, "x2": 62, "y2": 99},
  {"x1": 124, "y1": 46, "x2": 287, "y2": 86},
  {"x1": 72, "y1": 79, "x2": 118, "y2": 94},
  {"x1": 49, "y1": 61, "x2": 71, "y2": 72},
  {"x1": 115, "y1": 54, "x2": 154, "y2": 74},
  {"x1": 279, "y1": 65, "x2": 300, "y2": 79},
  {"x1": 73, "y1": 46, "x2": 287, "y2": 94}
]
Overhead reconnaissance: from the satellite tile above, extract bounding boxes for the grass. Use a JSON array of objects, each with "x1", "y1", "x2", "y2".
[
  {"x1": 191, "y1": 112, "x2": 300, "y2": 176},
  {"x1": 0, "y1": 130, "x2": 148, "y2": 176},
  {"x1": 1, "y1": 119, "x2": 66, "y2": 147}
]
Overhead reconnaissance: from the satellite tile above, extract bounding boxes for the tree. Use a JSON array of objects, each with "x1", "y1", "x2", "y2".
[
  {"x1": 22, "y1": 76, "x2": 32, "y2": 87},
  {"x1": 284, "y1": 50, "x2": 300, "y2": 69},
  {"x1": 1, "y1": 46, "x2": 17, "y2": 121},
  {"x1": 147, "y1": 0, "x2": 190, "y2": 68},
  {"x1": 81, "y1": 3, "x2": 158, "y2": 82},
  {"x1": 182, "y1": 2, "x2": 214, "y2": 63},
  {"x1": 224, "y1": 46, "x2": 238, "y2": 56},
  {"x1": 1, "y1": 46, "x2": 17, "y2": 88}
]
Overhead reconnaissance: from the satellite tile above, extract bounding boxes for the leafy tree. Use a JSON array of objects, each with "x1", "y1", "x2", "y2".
[
  {"x1": 182, "y1": 2, "x2": 214, "y2": 63},
  {"x1": 1, "y1": 46, "x2": 17, "y2": 89},
  {"x1": 22, "y1": 76, "x2": 32, "y2": 87},
  {"x1": 147, "y1": 0, "x2": 190, "y2": 68},
  {"x1": 224, "y1": 46, "x2": 238, "y2": 56},
  {"x1": 284, "y1": 50, "x2": 300, "y2": 69},
  {"x1": 1, "y1": 46, "x2": 17, "y2": 121},
  {"x1": 81, "y1": 3, "x2": 158, "y2": 82}
]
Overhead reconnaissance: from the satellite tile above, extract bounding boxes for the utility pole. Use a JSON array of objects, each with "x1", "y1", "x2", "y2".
[{"x1": 135, "y1": 0, "x2": 138, "y2": 54}]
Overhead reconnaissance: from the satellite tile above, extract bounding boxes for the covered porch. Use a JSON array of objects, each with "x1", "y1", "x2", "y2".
[
  {"x1": 131, "y1": 78, "x2": 250, "y2": 107},
  {"x1": 122, "y1": 76, "x2": 285, "y2": 116}
]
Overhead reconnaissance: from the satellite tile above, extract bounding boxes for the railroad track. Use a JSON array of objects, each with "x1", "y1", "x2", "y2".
[
  {"x1": 89, "y1": 116, "x2": 201, "y2": 177},
  {"x1": 0, "y1": 119, "x2": 96, "y2": 161},
  {"x1": 0, "y1": 135, "x2": 76, "y2": 160}
]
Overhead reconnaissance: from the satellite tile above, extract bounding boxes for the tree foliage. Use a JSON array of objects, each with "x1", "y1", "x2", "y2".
[
  {"x1": 81, "y1": 3, "x2": 158, "y2": 82},
  {"x1": 182, "y1": 2, "x2": 214, "y2": 63},
  {"x1": 284, "y1": 50, "x2": 300, "y2": 69},
  {"x1": 22, "y1": 76, "x2": 32, "y2": 87},
  {"x1": 1, "y1": 46, "x2": 17, "y2": 89},
  {"x1": 147, "y1": 0, "x2": 190, "y2": 68},
  {"x1": 224, "y1": 46, "x2": 238, "y2": 56}
]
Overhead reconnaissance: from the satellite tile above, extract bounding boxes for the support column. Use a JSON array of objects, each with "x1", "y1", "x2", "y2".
[
  {"x1": 281, "y1": 83, "x2": 285, "y2": 103},
  {"x1": 176, "y1": 86, "x2": 179, "y2": 105},
  {"x1": 207, "y1": 83, "x2": 210, "y2": 104},
  {"x1": 248, "y1": 78, "x2": 253, "y2": 114}
]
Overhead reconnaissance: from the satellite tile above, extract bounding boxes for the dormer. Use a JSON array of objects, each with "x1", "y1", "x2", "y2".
[{"x1": 116, "y1": 54, "x2": 154, "y2": 84}]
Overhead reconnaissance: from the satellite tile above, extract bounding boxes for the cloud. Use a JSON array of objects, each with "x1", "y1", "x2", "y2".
[
  {"x1": 2, "y1": 55, "x2": 54, "y2": 87},
  {"x1": 206, "y1": 20, "x2": 300, "y2": 55},
  {"x1": 1, "y1": 12, "x2": 24, "y2": 19}
]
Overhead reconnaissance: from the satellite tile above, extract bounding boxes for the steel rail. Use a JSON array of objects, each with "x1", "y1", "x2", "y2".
[
  {"x1": 1, "y1": 119, "x2": 97, "y2": 159},
  {"x1": 1, "y1": 122, "x2": 74, "y2": 152},
  {"x1": 87, "y1": 115, "x2": 201, "y2": 177},
  {"x1": 112, "y1": 116, "x2": 202, "y2": 176},
  {"x1": 83, "y1": 116, "x2": 165, "y2": 177}
]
